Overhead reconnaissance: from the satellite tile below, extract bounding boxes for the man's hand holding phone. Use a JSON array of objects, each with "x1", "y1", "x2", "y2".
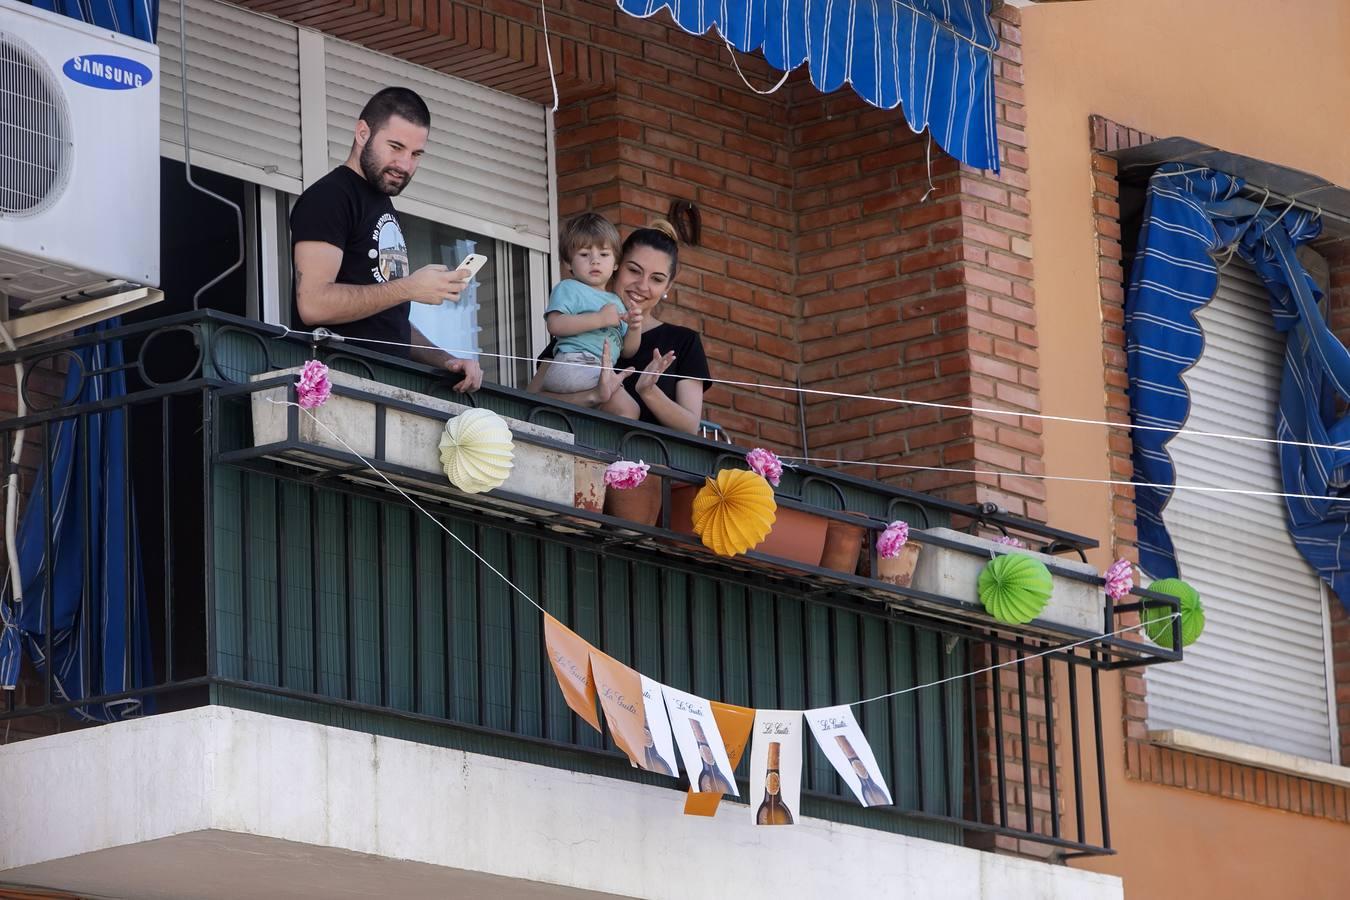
[{"x1": 404, "y1": 254, "x2": 487, "y2": 305}]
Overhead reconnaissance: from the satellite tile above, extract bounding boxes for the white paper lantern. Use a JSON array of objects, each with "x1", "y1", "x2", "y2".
[{"x1": 438, "y1": 408, "x2": 515, "y2": 494}]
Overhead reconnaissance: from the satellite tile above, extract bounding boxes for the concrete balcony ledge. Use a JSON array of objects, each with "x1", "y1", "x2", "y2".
[{"x1": 0, "y1": 708, "x2": 1123, "y2": 900}]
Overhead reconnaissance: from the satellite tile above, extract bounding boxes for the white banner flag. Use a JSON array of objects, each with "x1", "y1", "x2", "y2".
[
  {"x1": 639, "y1": 675, "x2": 679, "y2": 778},
  {"x1": 748, "y1": 710, "x2": 803, "y2": 825},
  {"x1": 805, "y1": 704, "x2": 893, "y2": 807},
  {"x1": 662, "y1": 684, "x2": 740, "y2": 797}
]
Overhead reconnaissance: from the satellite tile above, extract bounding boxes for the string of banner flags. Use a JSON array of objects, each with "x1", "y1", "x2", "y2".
[
  {"x1": 280, "y1": 326, "x2": 1350, "y2": 460},
  {"x1": 267, "y1": 376, "x2": 1179, "y2": 826}
]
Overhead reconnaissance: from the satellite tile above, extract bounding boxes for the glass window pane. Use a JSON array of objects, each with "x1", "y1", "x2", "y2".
[
  {"x1": 400, "y1": 214, "x2": 533, "y2": 386},
  {"x1": 506, "y1": 246, "x2": 533, "y2": 387},
  {"x1": 403, "y1": 216, "x2": 490, "y2": 365},
  {"x1": 272, "y1": 205, "x2": 536, "y2": 385}
]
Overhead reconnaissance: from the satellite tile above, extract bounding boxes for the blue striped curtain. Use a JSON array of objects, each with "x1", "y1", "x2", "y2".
[
  {"x1": 1125, "y1": 163, "x2": 1349, "y2": 608},
  {"x1": 617, "y1": 0, "x2": 1000, "y2": 172},
  {"x1": 0, "y1": 322, "x2": 152, "y2": 720}
]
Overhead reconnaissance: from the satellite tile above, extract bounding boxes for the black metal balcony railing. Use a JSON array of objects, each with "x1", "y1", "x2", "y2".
[{"x1": 0, "y1": 312, "x2": 1183, "y2": 858}]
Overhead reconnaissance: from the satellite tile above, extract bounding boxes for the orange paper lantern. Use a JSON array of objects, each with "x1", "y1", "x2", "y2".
[{"x1": 690, "y1": 469, "x2": 777, "y2": 557}]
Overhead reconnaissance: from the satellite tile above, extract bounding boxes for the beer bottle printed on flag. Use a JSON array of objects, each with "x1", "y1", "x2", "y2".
[
  {"x1": 805, "y1": 703, "x2": 893, "y2": 808},
  {"x1": 639, "y1": 675, "x2": 681, "y2": 780},
  {"x1": 835, "y1": 734, "x2": 890, "y2": 808},
  {"x1": 663, "y1": 684, "x2": 741, "y2": 798},
  {"x1": 749, "y1": 709, "x2": 803, "y2": 826},
  {"x1": 643, "y1": 721, "x2": 676, "y2": 777},
  {"x1": 691, "y1": 719, "x2": 736, "y2": 794},
  {"x1": 755, "y1": 741, "x2": 794, "y2": 825}
]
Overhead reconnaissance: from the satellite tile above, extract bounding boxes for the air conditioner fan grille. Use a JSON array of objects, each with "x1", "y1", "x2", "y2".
[{"x1": 0, "y1": 34, "x2": 72, "y2": 217}]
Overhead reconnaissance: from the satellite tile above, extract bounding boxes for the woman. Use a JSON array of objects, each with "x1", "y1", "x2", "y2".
[{"x1": 529, "y1": 212, "x2": 710, "y2": 435}]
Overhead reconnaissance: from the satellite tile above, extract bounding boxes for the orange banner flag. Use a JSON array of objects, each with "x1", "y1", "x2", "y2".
[
  {"x1": 589, "y1": 650, "x2": 652, "y2": 770},
  {"x1": 683, "y1": 700, "x2": 755, "y2": 817},
  {"x1": 543, "y1": 613, "x2": 601, "y2": 733}
]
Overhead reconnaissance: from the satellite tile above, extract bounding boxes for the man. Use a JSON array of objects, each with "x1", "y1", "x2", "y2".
[{"x1": 290, "y1": 86, "x2": 483, "y2": 392}]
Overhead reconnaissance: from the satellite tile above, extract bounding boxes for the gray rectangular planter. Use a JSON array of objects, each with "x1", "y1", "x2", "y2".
[
  {"x1": 250, "y1": 367, "x2": 605, "y2": 513},
  {"x1": 911, "y1": 528, "x2": 1104, "y2": 633}
]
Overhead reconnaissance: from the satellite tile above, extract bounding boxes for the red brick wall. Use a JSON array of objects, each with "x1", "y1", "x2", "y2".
[
  {"x1": 1323, "y1": 237, "x2": 1350, "y2": 766},
  {"x1": 550, "y1": 9, "x2": 800, "y2": 449},
  {"x1": 787, "y1": 6, "x2": 1043, "y2": 518},
  {"x1": 1332, "y1": 600, "x2": 1350, "y2": 766},
  {"x1": 522, "y1": 1, "x2": 1045, "y2": 493}
]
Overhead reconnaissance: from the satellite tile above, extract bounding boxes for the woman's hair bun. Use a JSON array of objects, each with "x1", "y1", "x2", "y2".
[{"x1": 648, "y1": 218, "x2": 680, "y2": 244}]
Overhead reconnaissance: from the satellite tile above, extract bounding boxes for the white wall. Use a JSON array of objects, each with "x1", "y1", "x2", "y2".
[{"x1": 0, "y1": 707, "x2": 1122, "y2": 899}]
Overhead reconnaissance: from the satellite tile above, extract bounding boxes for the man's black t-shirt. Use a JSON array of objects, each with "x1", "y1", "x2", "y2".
[{"x1": 289, "y1": 166, "x2": 412, "y2": 350}]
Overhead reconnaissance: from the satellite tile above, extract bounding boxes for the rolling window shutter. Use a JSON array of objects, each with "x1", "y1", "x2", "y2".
[
  {"x1": 1145, "y1": 258, "x2": 1334, "y2": 761},
  {"x1": 158, "y1": 0, "x2": 304, "y2": 192},
  {"x1": 323, "y1": 38, "x2": 550, "y2": 247}
]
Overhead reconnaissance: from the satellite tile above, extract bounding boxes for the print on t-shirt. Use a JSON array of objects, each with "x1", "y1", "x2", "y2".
[{"x1": 371, "y1": 213, "x2": 409, "y2": 282}]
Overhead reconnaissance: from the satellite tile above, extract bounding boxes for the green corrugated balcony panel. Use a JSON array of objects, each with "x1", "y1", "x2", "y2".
[{"x1": 212, "y1": 471, "x2": 965, "y2": 846}]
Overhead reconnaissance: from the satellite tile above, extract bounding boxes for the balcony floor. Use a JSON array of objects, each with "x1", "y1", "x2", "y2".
[{"x1": 2, "y1": 831, "x2": 617, "y2": 900}]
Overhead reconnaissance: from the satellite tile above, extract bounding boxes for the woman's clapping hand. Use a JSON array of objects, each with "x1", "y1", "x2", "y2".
[{"x1": 634, "y1": 348, "x2": 676, "y2": 397}]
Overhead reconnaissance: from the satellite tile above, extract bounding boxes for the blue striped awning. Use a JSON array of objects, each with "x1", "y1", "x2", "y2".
[
  {"x1": 28, "y1": 0, "x2": 158, "y2": 42},
  {"x1": 1125, "y1": 164, "x2": 1350, "y2": 609},
  {"x1": 617, "y1": 0, "x2": 1000, "y2": 172}
]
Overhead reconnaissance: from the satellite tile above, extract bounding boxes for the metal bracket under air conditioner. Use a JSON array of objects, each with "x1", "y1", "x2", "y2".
[{"x1": 3, "y1": 282, "x2": 166, "y2": 348}]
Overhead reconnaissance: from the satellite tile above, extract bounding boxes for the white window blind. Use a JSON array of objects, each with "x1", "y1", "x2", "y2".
[
  {"x1": 1144, "y1": 258, "x2": 1336, "y2": 762},
  {"x1": 322, "y1": 38, "x2": 551, "y2": 251},
  {"x1": 158, "y1": 0, "x2": 303, "y2": 193}
]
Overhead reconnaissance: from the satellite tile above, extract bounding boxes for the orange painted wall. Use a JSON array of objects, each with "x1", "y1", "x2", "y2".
[{"x1": 1020, "y1": 0, "x2": 1350, "y2": 896}]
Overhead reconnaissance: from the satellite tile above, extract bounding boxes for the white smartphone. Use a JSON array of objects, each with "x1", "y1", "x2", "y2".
[{"x1": 455, "y1": 254, "x2": 488, "y2": 278}]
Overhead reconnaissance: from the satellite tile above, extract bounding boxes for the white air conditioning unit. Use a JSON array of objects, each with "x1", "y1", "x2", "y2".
[{"x1": 0, "y1": 0, "x2": 162, "y2": 348}]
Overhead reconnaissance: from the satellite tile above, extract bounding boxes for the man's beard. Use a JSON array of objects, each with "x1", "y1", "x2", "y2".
[{"x1": 360, "y1": 143, "x2": 410, "y2": 196}]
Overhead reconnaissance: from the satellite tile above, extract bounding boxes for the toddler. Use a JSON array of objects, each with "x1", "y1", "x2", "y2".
[{"x1": 538, "y1": 213, "x2": 641, "y2": 416}]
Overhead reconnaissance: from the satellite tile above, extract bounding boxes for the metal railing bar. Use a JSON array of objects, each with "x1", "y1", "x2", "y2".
[
  {"x1": 1043, "y1": 654, "x2": 1061, "y2": 840},
  {"x1": 1067, "y1": 648, "x2": 1087, "y2": 846},
  {"x1": 991, "y1": 647, "x2": 1009, "y2": 829},
  {"x1": 0, "y1": 309, "x2": 1098, "y2": 552}
]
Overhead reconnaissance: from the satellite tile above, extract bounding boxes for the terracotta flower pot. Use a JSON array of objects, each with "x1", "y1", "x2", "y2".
[
  {"x1": 756, "y1": 506, "x2": 829, "y2": 565},
  {"x1": 876, "y1": 542, "x2": 922, "y2": 588},
  {"x1": 603, "y1": 474, "x2": 663, "y2": 526},
  {"x1": 820, "y1": 519, "x2": 866, "y2": 574},
  {"x1": 668, "y1": 483, "x2": 829, "y2": 566},
  {"x1": 574, "y1": 459, "x2": 607, "y2": 513}
]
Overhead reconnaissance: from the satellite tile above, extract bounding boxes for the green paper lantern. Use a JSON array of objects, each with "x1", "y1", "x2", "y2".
[
  {"x1": 978, "y1": 553, "x2": 1053, "y2": 625},
  {"x1": 1142, "y1": 578, "x2": 1205, "y2": 647}
]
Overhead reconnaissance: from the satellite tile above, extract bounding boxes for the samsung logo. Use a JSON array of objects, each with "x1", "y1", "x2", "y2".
[{"x1": 63, "y1": 55, "x2": 152, "y2": 90}]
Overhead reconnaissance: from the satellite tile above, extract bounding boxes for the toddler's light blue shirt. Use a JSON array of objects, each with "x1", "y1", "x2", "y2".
[{"x1": 545, "y1": 279, "x2": 627, "y2": 359}]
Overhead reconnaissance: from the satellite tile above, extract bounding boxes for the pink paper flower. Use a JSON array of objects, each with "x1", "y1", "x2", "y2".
[
  {"x1": 1104, "y1": 557, "x2": 1134, "y2": 601},
  {"x1": 992, "y1": 534, "x2": 1026, "y2": 549},
  {"x1": 604, "y1": 459, "x2": 649, "y2": 490},
  {"x1": 876, "y1": 521, "x2": 910, "y2": 559},
  {"x1": 296, "y1": 359, "x2": 331, "y2": 410},
  {"x1": 746, "y1": 447, "x2": 782, "y2": 487}
]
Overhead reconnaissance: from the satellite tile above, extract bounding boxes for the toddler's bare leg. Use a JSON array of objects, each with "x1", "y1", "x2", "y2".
[{"x1": 600, "y1": 386, "x2": 640, "y2": 420}]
